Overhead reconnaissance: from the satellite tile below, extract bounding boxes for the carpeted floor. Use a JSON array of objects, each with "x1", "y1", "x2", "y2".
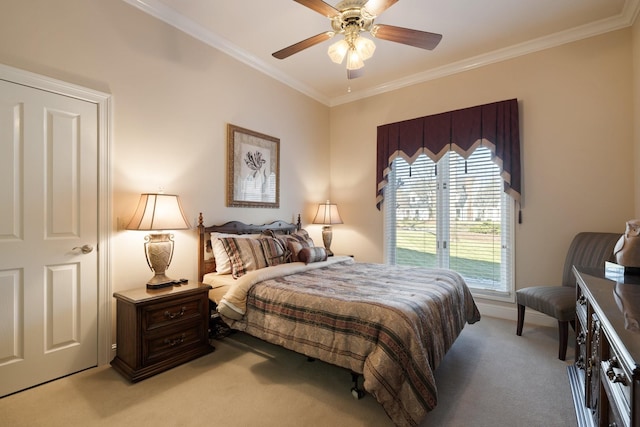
[{"x1": 0, "y1": 316, "x2": 576, "y2": 427}]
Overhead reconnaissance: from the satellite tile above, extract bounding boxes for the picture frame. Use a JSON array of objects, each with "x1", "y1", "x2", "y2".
[{"x1": 227, "y1": 124, "x2": 280, "y2": 208}]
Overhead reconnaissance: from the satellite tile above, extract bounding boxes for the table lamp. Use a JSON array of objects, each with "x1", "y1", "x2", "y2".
[
  {"x1": 312, "y1": 200, "x2": 343, "y2": 256},
  {"x1": 126, "y1": 193, "x2": 190, "y2": 288}
]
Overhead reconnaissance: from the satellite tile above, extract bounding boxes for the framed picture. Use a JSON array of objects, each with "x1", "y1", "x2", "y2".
[{"x1": 227, "y1": 124, "x2": 280, "y2": 208}]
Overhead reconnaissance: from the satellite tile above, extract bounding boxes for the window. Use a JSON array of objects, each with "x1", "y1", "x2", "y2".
[{"x1": 384, "y1": 146, "x2": 514, "y2": 299}]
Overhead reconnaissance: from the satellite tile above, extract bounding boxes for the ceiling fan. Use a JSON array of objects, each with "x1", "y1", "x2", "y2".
[{"x1": 272, "y1": 0, "x2": 442, "y2": 79}]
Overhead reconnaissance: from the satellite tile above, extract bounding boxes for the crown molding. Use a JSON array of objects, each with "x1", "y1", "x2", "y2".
[
  {"x1": 122, "y1": 0, "x2": 639, "y2": 108},
  {"x1": 331, "y1": 0, "x2": 640, "y2": 106}
]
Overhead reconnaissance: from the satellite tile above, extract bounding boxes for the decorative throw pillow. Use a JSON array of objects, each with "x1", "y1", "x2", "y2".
[
  {"x1": 259, "y1": 237, "x2": 288, "y2": 266},
  {"x1": 219, "y1": 237, "x2": 268, "y2": 278},
  {"x1": 293, "y1": 229, "x2": 314, "y2": 246},
  {"x1": 297, "y1": 247, "x2": 327, "y2": 264},
  {"x1": 279, "y1": 233, "x2": 313, "y2": 262},
  {"x1": 211, "y1": 233, "x2": 261, "y2": 274}
]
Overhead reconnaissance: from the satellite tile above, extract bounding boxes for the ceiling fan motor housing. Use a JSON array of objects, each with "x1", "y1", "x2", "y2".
[{"x1": 331, "y1": 0, "x2": 375, "y2": 34}]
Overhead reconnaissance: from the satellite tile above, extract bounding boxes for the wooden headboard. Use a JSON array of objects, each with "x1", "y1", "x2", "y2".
[{"x1": 197, "y1": 213, "x2": 301, "y2": 282}]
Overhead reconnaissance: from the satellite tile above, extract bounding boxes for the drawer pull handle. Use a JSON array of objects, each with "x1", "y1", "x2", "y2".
[
  {"x1": 165, "y1": 306, "x2": 186, "y2": 319},
  {"x1": 577, "y1": 295, "x2": 587, "y2": 306},
  {"x1": 577, "y1": 332, "x2": 586, "y2": 345},
  {"x1": 606, "y1": 366, "x2": 628, "y2": 385},
  {"x1": 164, "y1": 333, "x2": 186, "y2": 347}
]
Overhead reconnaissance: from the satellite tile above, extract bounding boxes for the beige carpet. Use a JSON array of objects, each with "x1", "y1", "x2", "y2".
[{"x1": 0, "y1": 316, "x2": 576, "y2": 427}]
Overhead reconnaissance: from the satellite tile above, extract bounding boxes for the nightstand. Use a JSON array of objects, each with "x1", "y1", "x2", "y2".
[{"x1": 111, "y1": 282, "x2": 214, "y2": 382}]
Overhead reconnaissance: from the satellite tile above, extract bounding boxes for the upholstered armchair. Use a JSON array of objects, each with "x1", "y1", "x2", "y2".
[{"x1": 516, "y1": 232, "x2": 619, "y2": 360}]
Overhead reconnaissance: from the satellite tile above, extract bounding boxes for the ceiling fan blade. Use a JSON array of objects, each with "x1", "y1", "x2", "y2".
[
  {"x1": 347, "y1": 68, "x2": 365, "y2": 80},
  {"x1": 371, "y1": 24, "x2": 442, "y2": 50},
  {"x1": 363, "y1": 0, "x2": 398, "y2": 17},
  {"x1": 272, "y1": 32, "x2": 335, "y2": 59},
  {"x1": 294, "y1": 0, "x2": 340, "y2": 18}
]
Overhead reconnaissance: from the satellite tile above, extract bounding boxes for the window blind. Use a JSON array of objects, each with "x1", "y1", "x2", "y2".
[{"x1": 385, "y1": 147, "x2": 513, "y2": 296}]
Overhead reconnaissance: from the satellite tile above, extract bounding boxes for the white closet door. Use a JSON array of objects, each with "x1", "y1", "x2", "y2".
[{"x1": 0, "y1": 79, "x2": 98, "y2": 397}]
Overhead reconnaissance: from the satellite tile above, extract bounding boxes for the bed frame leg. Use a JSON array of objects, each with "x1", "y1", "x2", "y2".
[
  {"x1": 350, "y1": 372, "x2": 365, "y2": 399},
  {"x1": 209, "y1": 301, "x2": 231, "y2": 339}
]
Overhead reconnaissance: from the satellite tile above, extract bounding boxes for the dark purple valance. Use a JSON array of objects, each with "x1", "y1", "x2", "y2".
[{"x1": 376, "y1": 98, "x2": 521, "y2": 209}]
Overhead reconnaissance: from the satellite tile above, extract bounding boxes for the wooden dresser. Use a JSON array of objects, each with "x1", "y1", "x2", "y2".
[
  {"x1": 111, "y1": 282, "x2": 214, "y2": 382},
  {"x1": 569, "y1": 267, "x2": 640, "y2": 427}
]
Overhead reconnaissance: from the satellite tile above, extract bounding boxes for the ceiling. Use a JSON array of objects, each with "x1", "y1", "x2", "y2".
[{"x1": 123, "y1": 0, "x2": 639, "y2": 106}]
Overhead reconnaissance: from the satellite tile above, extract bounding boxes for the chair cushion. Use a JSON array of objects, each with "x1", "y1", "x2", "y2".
[{"x1": 516, "y1": 286, "x2": 576, "y2": 321}]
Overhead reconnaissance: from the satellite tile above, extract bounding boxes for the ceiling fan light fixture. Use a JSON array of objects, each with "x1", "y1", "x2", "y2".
[
  {"x1": 273, "y1": 0, "x2": 442, "y2": 79},
  {"x1": 328, "y1": 39, "x2": 350, "y2": 64},
  {"x1": 346, "y1": 48, "x2": 365, "y2": 70},
  {"x1": 329, "y1": 33, "x2": 375, "y2": 70},
  {"x1": 354, "y1": 36, "x2": 376, "y2": 61}
]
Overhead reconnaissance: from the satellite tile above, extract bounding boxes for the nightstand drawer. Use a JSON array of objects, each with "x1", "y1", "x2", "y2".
[
  {"x1": 144, "y1": 321, "x2": 206, "y2": 364},
  {"x1": 111, "y1": 283, "x2": 214, "y2": 382},
  {"x1": 144, "y1": 295, "x2": 206, "y2": 331}
]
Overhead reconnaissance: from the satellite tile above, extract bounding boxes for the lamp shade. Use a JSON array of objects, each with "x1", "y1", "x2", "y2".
[
  {"x1": 328, "y1": 39, "x2": 349, "y2": 64},
  {"x1": 327, "y1": 33, "x2": 376, "y2": 70},
  {"x1": 346, "y1": 49, "x2": 364, "y2": 70},
  {"x1": 354, "y1": 36, "x2": 376, "y2": 61},
  {"x1": 126, "y1": 193, "x2": 190, "y2": 231},
  {"x1": 312, "y1": 201, "x2": 343, "y2": 225}
]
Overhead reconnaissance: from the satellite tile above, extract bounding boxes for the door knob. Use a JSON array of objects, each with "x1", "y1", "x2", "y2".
[{"x1": 73, "y1": 245, "x2": 94, "y2": 254}]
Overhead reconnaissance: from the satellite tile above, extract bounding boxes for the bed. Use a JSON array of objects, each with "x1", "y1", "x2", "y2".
[{"x1": 197, "y1": 213, "x2": 481, "y2": 427}]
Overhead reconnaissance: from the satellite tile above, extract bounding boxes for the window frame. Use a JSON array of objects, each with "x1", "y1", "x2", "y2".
[{"x1": 383, "y1": 149, "x2": 515, "y2": 302}]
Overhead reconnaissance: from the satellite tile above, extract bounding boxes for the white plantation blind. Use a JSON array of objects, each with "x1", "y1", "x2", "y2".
[{"x1": 385, "y1": 146, "x2": 514, "y2": 297}]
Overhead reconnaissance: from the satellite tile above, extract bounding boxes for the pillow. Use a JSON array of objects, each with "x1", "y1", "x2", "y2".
[
  {"x1": 219, "y1": 237, "x2": 268, "y2": 278},
  {"x1": 259, "y1": 237, "x2": 289, "y2": 266},
  {"x1": 297, "y1": 247, "x2": 327, "y2": 264},
  {"x1": 293, "y1": 229, "x2": 314, "y2": 245},
  {"x1": 211, "y1": 233, "x2": 261, "y2": 274},
  {"x1": 278, "y1": 233, "x2": 314, "y2": 262}
]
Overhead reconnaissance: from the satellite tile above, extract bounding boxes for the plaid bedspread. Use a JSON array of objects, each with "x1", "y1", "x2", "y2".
[{"x1": 223, "y1": 260, "x2": 480, "y2": 427}]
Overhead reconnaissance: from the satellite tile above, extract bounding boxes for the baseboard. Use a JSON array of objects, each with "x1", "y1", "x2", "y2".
[{"x1": 475, "y1": 301, "x2": 556, "y2": 328}]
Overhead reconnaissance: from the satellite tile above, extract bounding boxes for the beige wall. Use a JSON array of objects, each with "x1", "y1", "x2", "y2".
[
  {"x1": 0, "y1": 0, "x2": 331, "y2": 341},
  {"x1": 0, "y1": 0, "x2": 637, "y2": 334},
  {"x1": 329, "y1": 29, "x2": 635, "y2": 299}
]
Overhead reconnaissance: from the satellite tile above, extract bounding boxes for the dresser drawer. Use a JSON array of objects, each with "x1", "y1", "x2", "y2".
[
  {"x1": 143, "y1": 321, "x2": 207, "y2": 364},
  {"x1": 601, "y1": 355, "x2": 632, "y2": 427},
  {"x1": 111, "y1": 283, "x2": 214, "y2": 382},
  {"x1": 143, "y1": 295, "x2": 206, "y2": 331}
]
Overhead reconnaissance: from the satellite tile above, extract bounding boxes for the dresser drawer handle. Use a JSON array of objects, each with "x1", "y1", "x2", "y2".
[
  {"x1": 606, "y1": 366, "x2": 628, "y2": 386},
  {"x1": 164, "y1": 333, "x2": 186, "y2": 347},
  {"x1": 577, "y1": 295, "x2": 587, "y2": 306},
  {"x1": 577, "y1": 332, "x2": 586, "y2": 345},
  {"x1": 576, "y1": 355, "x2": 585, "y2": 370},
  {"x1": 164, "y1": 306, "x2": 187, "y2": 319}
]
